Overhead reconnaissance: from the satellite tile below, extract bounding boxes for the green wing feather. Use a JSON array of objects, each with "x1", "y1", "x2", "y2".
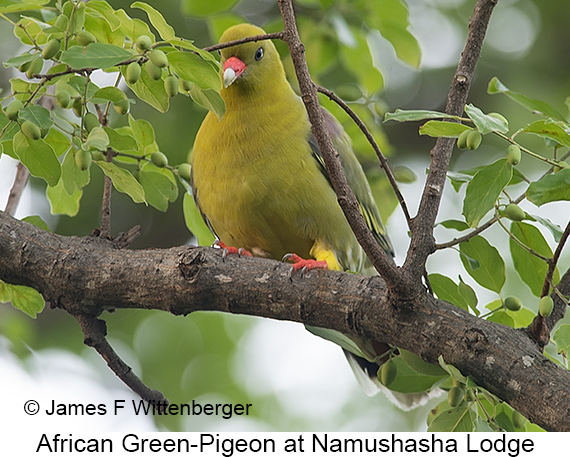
[{"x1": 308, "y1": 108, "x2": 394, "y2": 259}]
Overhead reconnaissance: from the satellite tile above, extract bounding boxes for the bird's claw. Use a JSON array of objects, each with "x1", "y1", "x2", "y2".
[
  {"x1": 282, "y1": 253, "x2": 327, "y2": 278},
  {"x1": 214, "y1": 240, "x2": 253, "y2": 259}
]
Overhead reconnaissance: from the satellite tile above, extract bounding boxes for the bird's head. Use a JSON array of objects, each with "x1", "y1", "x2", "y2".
[{"x1": 218, "y1": 24, "x2": 284, "y2": 92}]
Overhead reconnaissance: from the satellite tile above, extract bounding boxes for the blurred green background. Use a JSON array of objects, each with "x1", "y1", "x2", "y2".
[{"x1": 1, "y1": 0, "x2": 569, "y2": 432}]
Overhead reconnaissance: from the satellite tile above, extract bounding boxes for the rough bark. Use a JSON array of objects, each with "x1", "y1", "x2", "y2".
[{"x1": 1, "y1": 210, "x2": 569, "y2": 431}]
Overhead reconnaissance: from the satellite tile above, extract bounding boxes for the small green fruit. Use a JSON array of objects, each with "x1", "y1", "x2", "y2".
[
  {"x1": 379, "y1": 359, "x2": 397, "y2": 387},
  {"x1": 76, "y1": 30, "x2": 96, "y2": 46},
  {"x1": 21, "y1": 120, "x2": 41, "y2": 140},
  {"x1": 149, "y1": 49, "x2": 168, "y2": 68},
  {"x1": 55, "y1": 90, "x2": 71, "y2": 109},
  {"x1": 75, "y1": 149, "x2": 92, "y2": 171},
  {"x1": 464, "y1": 388, "x2": 476, "y2": 403},
  {"x1": 538, "y1": 296, "x2": 554, "y2": 318},
  {"x1": 145, "y1": 61, "x2": 162, "y2": 80},
  {"x1": 113, "y1": 99, "x2": 129, "y2": 115},
  {"x1": 504, "y1": 203, "x2": 525, "y2": 222},
  {"x1": 506, "y1": 144, "x2": 521, "y2": 165},
  {"x1": 164, "y1": 74, "x2": 178, "y2": 97},
  {"x1": 447, "y1": 386, "x2": 465, "y2": 408},
  {"x1": 456, "y1": 129, "x2": 470, "y2": 150},
  {"x1": 504, "y1": 296, "x2": 522, "y2": 312},
  {"x1": 26, "y1": 57, "x2": 43, "y2": 79},
  {"x1": 83, "y1": 112, "x2": 99, "y2": 133},
  {"x1": 135, "y1": 35, "x2": 152, "y2": 52},
  {"x1": 466, "y1": 130, "x2": 482, "y2": 150},
  {"x1": 512, "y1": 410, "x2": 527, "y2": 429},
  {"x1": 42, "y1": 38, "x2": 61, "y2": 60},
  {"x1": 151, "y1": 151, "x2": 168, "y2": 168},
  {"x1": 5, "y1": 100, "x2": 24, "y2": 121},
  {"x1": 178, "y1": 163, "x2": 192, "y2": 181},
  {"x1": 181, "y1": 79, "x2": 193, "y2": 92},
  {"x1": 54, "y1": 14, "x2": 68, "y2": 31},
  {"x1": 18, "y1": 60, "x2": 32, "y2": 73},
  {"x1": 126, "y1": 62, "x2": 141, "y2": 84},
  {"x1": 72, "y1": 97, "x2": 83, "y2": 117}
]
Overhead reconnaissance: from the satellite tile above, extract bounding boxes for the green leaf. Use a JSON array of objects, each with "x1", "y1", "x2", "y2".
[
  {"x1": 0, "y1": 0, "x2": 49, "y2": 14},
  {"x1": 60, "y1": 43, "x2": 133, "y2": 69},
  {"x1": 128, "y1": 116, "x2": 156, "y2": 151},
  {"x1": 104, "y1": 127, "x2": 138, "y2": 153},
  {"x1": 21, "y1": 215, "x2": 51, "y2": 232},
  {"x1": 553, "y1": 324, "x2": 570, "y2": 355},
  {"x1": 532, "y1": 215, "x2": 564, "y2": 243},
  {"x1": 183, "y1": 192, "x2": 215, "y2": 246},
  {"x1": 45, "y1": 128, "x2": 71, "y2": 157},
  {"x1": 419, "y1": 120, "x2": 470, "y2": 138},
  {"x1": 429, "y1": 273, "x2": 469, "y2": 312},
  {"x1": 384, "y1": 109, "x2": 459, "y2": 123},
  {"x1": 464, "y1": 104, "x2": 509, "y2": 134},
  {"x1": 509, "y1": 222, "x2": 558, "y2": 297},
  {"x1": 488, "y1": 77, "x2": 567, "y2": 121},
  {"x1": 168, "y1": 50, "x2": 222, "y2": 92},
  {"x1": 85, "y1": 1, "x2": 122, "y2": 31},
  {"x1": 13, "y1": 132, "x2": 61, "y2": 186},
  {"x1": 85, "y1": 126, "x2": 110, "y2": 150},
  {"x1": 428, "y1": 405, "x2": 475, "y2": 432},
  {"x1": 115, "y1": 8, "x2": 154, "y2": 42},
  {"x1": 91, "y1": 86, "x2": 128, "y2": 104},
  {"x1": 0, "y1": 280, "x2": 45, "y2": 318},
  {"x1": 126, "y1": 66, "x2": 170, "y2": 112},
  {"x1": 46, "y1": 178, "x2": 82, "y2": 216},
  {"x1": 519, "y1": 119, "x2": 570, "y2": 148},
  {"x1": 138, "y1": 166, "x2": 178, "y2": 212},
  {"x1": 399, "y1": 349, "x2": 447, "y2": 377},
  {"x1": 463, "y1": 159, "x2": 512, "y2": 227},
  {"x1": 131, "y1": 1, "x2": 175, "y2": 40},
  {"x1": 182, "y1": 0, "x2": 239, "y2": 16},
  {"x1": 96, "y1": 161, "x2": 145, "y2": 204},
  {"x1": 61, "y1": 148, "x2": 90, "y2": 194},
  {"x1": 438, "y1": 356, "x2": 467, "y2": 384},
  {"x1": 459, "y1": 236, "x2": 505, "y2": 293},
  {"x1": 188, "y1": 84, "x2": 225, "y2": 120},
  {"x1": 527, "y1": 169, "x2": 570, "y2": 206},
  {"x1": 340, "y1": 27, "x2": 383, "y2": 94},
  {"x1": 18, "y1": 105, "x2": 53, "y2": 131},
  {"x1": 384, "y1": 355, "x2": 445, "y2": 393},
  {"x1": 84, "y1": 11, "x2": 124, "y2": 46},
  {"x1": 438, "y1": 219, "x2": 470, "y2": 231},
  {"x1": 367, "y1": 0, "x2": 421, "y2": 68}
]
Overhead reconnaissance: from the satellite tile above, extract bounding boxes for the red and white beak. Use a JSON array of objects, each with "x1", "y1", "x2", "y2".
[{"x1": 223, "y1": 56, "x2": 247, "y2": 88}]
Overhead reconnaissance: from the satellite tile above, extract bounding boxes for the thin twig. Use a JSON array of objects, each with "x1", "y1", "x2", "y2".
[
  {"x1": 4, "y1": 163, "x2": 30, "y2": 216},
  {"x1": 541, "y1": 219, "x2": 570, "y2": 298},
  {"x1": 99, "y1": 148, "x2": 113, "y2": 239},
  {"x1": 402, "y1": 0, "x2": 498, "y2": 280},
  {"x1": 497, "y1": 217, "x2": 550, "y2": 262},
  {"x1": 203, "y1": 32, "x2": 284, "y2": 53},
  {"x1": 316, "y1": 84, "x2": 412, "y2": 228},
  {"x1": 436, "y1": 214, "x2": 499, "y2": 250},
  {"x1": 74, "y1": 313, "x2": 168, "y2": 408}
]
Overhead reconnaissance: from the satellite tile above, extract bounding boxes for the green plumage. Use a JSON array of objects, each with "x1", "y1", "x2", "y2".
[
  {"x1": 192, "y1": 24, "x2": 402, "y2": 400},
  {"x1": 192, "y1": 24, "x2": 391, "y2": 274}
]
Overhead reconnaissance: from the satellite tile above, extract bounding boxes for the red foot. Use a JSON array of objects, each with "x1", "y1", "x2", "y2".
[
  {"x1": 283, "y1": 253, "x2": 328, "y2": 274},
  {"x1": 214, "y1": 240, "x2": 253, "y2": 258}
]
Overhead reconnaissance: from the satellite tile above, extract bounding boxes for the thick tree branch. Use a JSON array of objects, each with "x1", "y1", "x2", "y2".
[
  {"x1": 1, "y1": 210, "x2": 570, "y2": 431},
  {"x1": 403, "y1": 0, "x2": 498, "y2": 279}
]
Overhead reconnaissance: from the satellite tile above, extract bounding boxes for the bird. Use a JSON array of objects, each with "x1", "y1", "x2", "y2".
[{"x1": 191, "y1": 23, "x2": 421, "y2": 406}]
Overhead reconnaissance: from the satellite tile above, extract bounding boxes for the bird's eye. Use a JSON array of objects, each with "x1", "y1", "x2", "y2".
[
  {"x1": 217, "y1": 49, "x2": 221, "y2": 57},
  {"x1": 255, "y1": 47, "x2": 264, "y2": 61}
]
